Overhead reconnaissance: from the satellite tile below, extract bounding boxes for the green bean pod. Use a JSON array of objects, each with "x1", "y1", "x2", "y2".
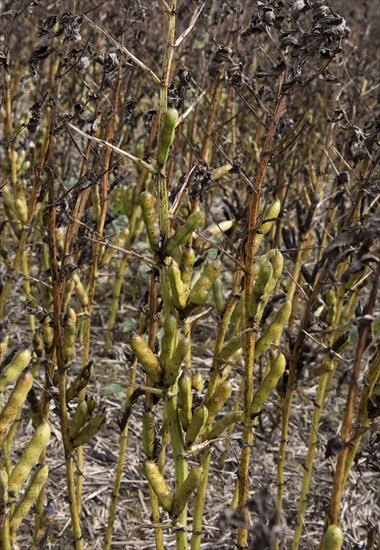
[
  {"x1": 0, "y1": 467, "x2": 8, "y2": 512},
  {"x1": 72, "y1": 409, "x2": 106, "y2": 447},
  {"x1": 206, "y1": 411, "x2": 244, "y2": 439},
  {"x1": 178, "y1": 372, "x2": 192, "y2": 430},
  {"x1": 254, "y1": 300, "x2": 291, "y2": 359},
  {"x1": 142, "y1": 411, "x2": 156, "y2": 459},
  {"x1": 62, "y1": 308, "x2": 76, "y2": 364},
  {"x1": 68, "y1": 400, "x2": 88, "y2": 441},
  {"x1": 168, "y1": 260, "x2": 187, "y2": 310},
  {"x1": 8, "y1": 420, "x2": 50, "y2": 499},
  {"x1": 204, "y1": 380, "x2": 233, "y2": 429},
  {"x1": 248, "y1": 259, "x2": 273, "y2": 320},
  {"x1": 163, "y1": 336, "x2": 189, "y2": 388},
  {"x1": 180, "y1": 246, "x2": 196, "y2": 291},
  {"x1": 130, "y1": 333, "x2": 162, "y2": 384},
  {"x1": 321, "y1": 525, "x2": 343, "y2": 550},
  {"x1": 157, "y1": 108, "x2": 179, "y2": 166},
  {"x1": 184, "y1": 258, "x2": 222, "y2": 313},
  {"x1": 10, "y1": 465, "x2": 49, "y2": 533},
  {"x1": 14, "y1": 196, "x2": 28, "y2": 224},
  {"x1": 253, "y1": 198, "x2": 281, "y2": 253},
  {"x1": 213, "y1": 279, "x2": 226, "y2": 315},
  {"x1": 266, "y1": 249, "x2": 284, "y2": 294},
  {"x1": 171, "y1": 465, "x2": 204, "y2": 517},
  {"x1": 219, "y1": 333, "x2": 242, "y2": 361},
  {"x1": 41, "y1": 317, "x2": 54, "y2": 353},
  {"x1": 185, "y1": 405, "x2": 209, "y2": 448},
  {"x1": 66, "y1": 361, "x2": 93, "y2": 403},
  {"x1": 0, "y1": 335, "x2": 9, "y2": 364},
  {"x1": 250, "y1": 353, "x2": 286, "y2": 415},
  {"x1": 72, "y1": 272, "x2": 89, "y2": 307},
  {"x1": 160, "y1": 314, "x2": 178, "y2": 369},
  {"x1": 0, "y1": 371, "x2": 33, "y2": 445},
  {"x1": 141, "y1": 191, "x2": 161, "y2": 252},
  {"x1": 100, "y1": 227, "x2": 130, "y2": 267},
  {"x1": 144, "y1": 460, "x2": 173, "y2": 512},
  {"x1": 165, "y1": 211, "x2": 205, "y2": 257},
  {"x1": 0, "y1": 349, "x2": 32, "y2": 392},
  {"x1": 192, "y1": 371, "x2": 204, "y2": 393}
]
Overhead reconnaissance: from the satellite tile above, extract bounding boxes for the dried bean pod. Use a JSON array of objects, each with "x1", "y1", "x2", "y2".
[
  {"x1": 68, "y1": 400, "x2": 88, "y2": 441},
  {"x1": 66, "y1": 361, "x2": 93, "y2": 403}
]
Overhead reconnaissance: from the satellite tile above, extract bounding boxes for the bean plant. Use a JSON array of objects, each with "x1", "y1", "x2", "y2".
[{"x1": 0, "y1": 1, "x2": 379, "y2": 549}]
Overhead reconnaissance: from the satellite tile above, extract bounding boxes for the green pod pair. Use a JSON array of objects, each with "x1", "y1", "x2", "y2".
[
  {"x1": 250, "y1": 353, "x2": 286, "y2": 415},
  {"x1": 68, "y1": 400, "x2": 88, "y2": 441},
  {"x1": 72, "y1": 409, "x2": 106, "y2": 447},
  {"x1": 171, "y1": 466, "x2": 204, "y2": 517},
  {"x1": 130, "y1": 333, "x2": 162, "y2": 384},
  {"x1": 253, "y1": 198, "x2": 281, "y2": 253},
  {"x1": 165, "y1": 211, "x2": 205, "y2": 257},
  {"x1": 8, "y1": 420, "x2": 51, "y2": 499},
  {"x1": 0, "y1": 371, "x2": 34, "y2": 445},
  {"x1": 141, "y1": 191, "x2": 161, "y2": 253},
  {"x1": 66, "y1": 361, "x2": 94, "y2": 403},
  {"x1": 184, "y1": 258, "x2": 222, "y2": 314},
  {"x1": 185, "y1": 405, "x2": 208, "y2": 448},
  {"x1": 248, "y1": 259, "x2": 273, "y2": 320},
  {"x1": 163, "y1": 336, "x2": 189, "y2": 388},
  {"x1": 0, "y1": 349, "x2": 32, "y2": 392},
  {"x1": 254, "y1": 300, "x2": 291, "y2": 359},
  {"x1": 204, "y1": 380, "x2": 233, "y2": 430},
  {"x1": 144, "y1": 460, "x2": 173, "y2": 512},
  {"x1": 10, "y1": 464, "x2": 49, "y2": 533}
]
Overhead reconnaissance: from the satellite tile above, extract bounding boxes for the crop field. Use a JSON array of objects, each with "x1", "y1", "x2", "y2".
[{"x1": 0, "y1": 1, "x2": 379, "y2": 549}]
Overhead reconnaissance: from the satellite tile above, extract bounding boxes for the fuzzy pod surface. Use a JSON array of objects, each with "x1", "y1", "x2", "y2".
[
  {"x1": 0, "y1": 371, "x2": 33, "y2": 445},
  {"x1": 321, "y1": 525, "x2": 343, "y2": 550},
  {"x1": 144, "y1": 460, "x2": 173, "y2": 512},
  {"x1": 8, "y1": 420, "x2": 50, "y2": 498},
  {"x1": 130, "y1": 333, "x2": 162, "y2": 384},
  {"x1": 0, "y1": 349, "x2": 32, "y2": 392}
]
